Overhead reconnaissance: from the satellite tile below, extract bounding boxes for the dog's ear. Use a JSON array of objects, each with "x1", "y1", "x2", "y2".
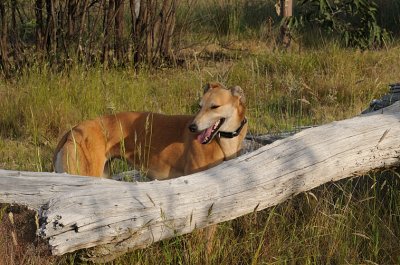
[
  {"x1": 230, "y1": 86, "x2": 245, "y2": 104},
  {"x1": 203, "y1": 82, "x2": 222, "y2": 94}
]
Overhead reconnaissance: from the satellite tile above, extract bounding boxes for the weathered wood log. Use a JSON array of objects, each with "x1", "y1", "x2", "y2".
[{"x1": 1, "y1": 102, "x2": 400, "y2": 262}]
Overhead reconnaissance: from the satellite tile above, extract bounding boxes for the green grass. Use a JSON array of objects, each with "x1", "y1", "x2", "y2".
[{"x1": 1, "y1": 41, "x2": 400, "y2": 264}]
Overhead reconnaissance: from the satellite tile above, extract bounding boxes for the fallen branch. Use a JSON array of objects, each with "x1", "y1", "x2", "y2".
[{"x1": 1, "y1": 102, "x2": 400, "y2": 262}]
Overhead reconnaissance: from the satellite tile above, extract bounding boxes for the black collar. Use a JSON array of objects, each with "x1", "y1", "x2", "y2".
[{"x1": 218, "y1": 118, "x2": 247, "y2": 139}]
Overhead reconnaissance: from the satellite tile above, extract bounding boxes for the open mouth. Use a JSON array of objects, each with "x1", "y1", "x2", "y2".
[{"x1": 197, "y1": 118, "x2": 225, "y2": 144}]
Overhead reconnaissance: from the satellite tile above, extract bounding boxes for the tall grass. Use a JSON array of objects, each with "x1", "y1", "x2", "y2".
[
  {"x1": 1, "y1": 35, "x2": 400, "y2": 265},
  {"x1": 1, "y1": 44, "x2": 399, "y2": 172}
]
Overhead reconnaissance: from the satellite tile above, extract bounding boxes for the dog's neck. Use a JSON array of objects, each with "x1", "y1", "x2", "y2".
[
  {"x1": 217, "y1": 129, "x2": 245, "y2": 159},
  {"x1": 217, "y1": 109, "x2": 247, "y2": 159}
]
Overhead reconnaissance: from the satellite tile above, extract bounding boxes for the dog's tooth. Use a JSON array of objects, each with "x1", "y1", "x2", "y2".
[{"x1": 213, "y1": 121, "x2": 219, "y2": 129}]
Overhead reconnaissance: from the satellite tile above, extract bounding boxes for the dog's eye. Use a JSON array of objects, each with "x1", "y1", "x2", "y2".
[{"x1": 211, "y1": 105, "x2": 220, "y2": 109}]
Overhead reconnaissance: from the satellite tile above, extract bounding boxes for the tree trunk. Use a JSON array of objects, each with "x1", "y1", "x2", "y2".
[
  {"x1": 279, "y1": 0, "x2": 292, "y2": 47},
  {"x1": 132, "y1": 0, "x2": 177, "y2": 67},
  {"x1": 45, "y1": 0, "x2": 57, "y2": 58},
  {"x1": 76, "y1": 0, "x2": 89, "y2": 61},
  {"x1": 10, "y1": 0, "x2": 25, "y2": 67},
  {"x1": 67, "y1": 0, "x2": 77, "y2": 39},
  {"x1": 114, "y1": 0, "x2": 125, "y2": 63},
  {"x1": 132, "y1": 0, "x2": 147, "y2": 65},
  {"x1": 129, "y1": 0, "x2": 139, "y2": 37},
  {"x1": 1, "y1": 102, "x2": 400, "y2": 262},
  {"x1": 157, "y1": 0, "x2": 176, "y2": 63},
  {"x1": 10, "y1": 0, "x2": 18, "y2": 44},
  {"x1": 0, "y1": 0, "x2": 9, "y2": 76},
  {"x1": 102, "y1": 0, "x2": 115, "y2": 67},
  {"x1": 35, "y1": 0, "x2": 44, "y2": 53}
]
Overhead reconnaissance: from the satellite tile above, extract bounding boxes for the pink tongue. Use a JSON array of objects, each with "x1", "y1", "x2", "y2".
[{"x1": 197, "y1": 126, "x2": 214, "y2": 143}]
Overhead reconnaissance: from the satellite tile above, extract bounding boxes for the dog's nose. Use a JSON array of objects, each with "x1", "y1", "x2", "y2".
[{"x1": 189, "y1": 123, "x2": 198, "y2": 132}]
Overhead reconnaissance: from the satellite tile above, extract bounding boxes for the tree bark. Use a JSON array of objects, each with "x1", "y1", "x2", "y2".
[
  {"x1": 9, "y1": 0, "x2": 25, "y2": 67},
  {"x1": 1, "y1": 103, "x2": 400, "y2": 261},
  {"x1": 129, "y1": 0, "x2": 139, "y2": 37},
  {"x1": 131, "y1": 0, "x2": 177, "y2": 67},
  {"x1": 76, "y1": 0, "x2": 89, "y2": 61},
  {"x1": 0, "y1": 0, "x2": 9, "y2": 76},
  {"x1": 132, "y1": 0, "x2": 148, "y2": 65},
  {"x1": 45, "y1": 0, "x2": 57, "y2": 57},
  {"x1": 157, "y1": 0, "x2": 176, "y2": 63},
  {"x1": 279, "y1": 0, "x2": 292, "y2": 47},
  {"x1": 102, "y1": 0, "x2": 115, "y2": 67},
  {"x1": 114, "y1": 0, "x2": 125, "y2": 63},
  {"x1": 67, "y1": 0, "x2": 77, "y2": 39},
  {"x1": 35, "y1": 0, "x2": 45, "y2": 53}
]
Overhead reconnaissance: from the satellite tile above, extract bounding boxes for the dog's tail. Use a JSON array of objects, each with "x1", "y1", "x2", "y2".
[
  {"x1": 53, "y1": 128, "x2": 87, "y2": 175},
  {"x1": 53, "y1": 130, "x2": 70, "y2": 173}
]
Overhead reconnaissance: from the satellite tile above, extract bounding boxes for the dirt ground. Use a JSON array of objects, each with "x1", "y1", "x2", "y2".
[{"x1": 0, "y1": 204, "x2": 54, "y2": 265}]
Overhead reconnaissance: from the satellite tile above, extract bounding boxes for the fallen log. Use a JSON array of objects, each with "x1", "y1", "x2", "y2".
[{"x1": 1, "y1": 102, "x2": 400, "y2": 262}]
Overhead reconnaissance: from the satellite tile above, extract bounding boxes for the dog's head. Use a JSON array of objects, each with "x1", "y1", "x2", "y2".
[{"x1": 189, "y1": 82, "x2": 246, "y2": 144}]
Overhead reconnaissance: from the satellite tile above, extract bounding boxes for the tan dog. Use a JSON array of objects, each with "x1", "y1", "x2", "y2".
[{"x1": 53, "y1": 82, "x2": 247, "y2": 179}]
